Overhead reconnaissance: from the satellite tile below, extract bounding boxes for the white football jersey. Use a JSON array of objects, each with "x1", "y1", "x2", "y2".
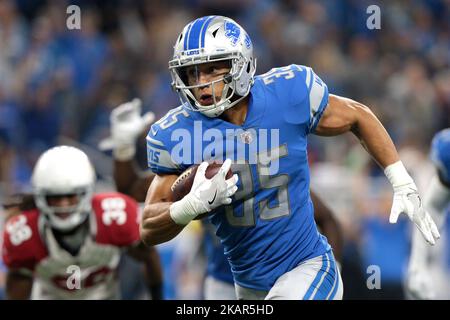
[{"x1": 2, "y1": 192, "x2": 141, "y2": 300}]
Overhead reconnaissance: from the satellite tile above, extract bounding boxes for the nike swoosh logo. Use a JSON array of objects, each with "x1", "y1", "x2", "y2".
[{"x1": 208, "y1": 190, "x2": 217, "y2": 205}]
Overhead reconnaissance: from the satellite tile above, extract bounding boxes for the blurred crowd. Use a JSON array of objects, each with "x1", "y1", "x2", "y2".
[{"x1": 0, "y1": 0, "x2": 449, "y2": 299}]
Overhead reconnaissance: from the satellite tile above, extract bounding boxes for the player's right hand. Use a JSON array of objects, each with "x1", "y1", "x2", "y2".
[
  {"x1": 189, "y1": 160, "x2": 239, "y2": 213},
  {"x1": 169, "y1": 159, "x2": 239, "y2": 225},
  {"x1": 406, "y1": 266, "x2": 435, "y2": 300}
]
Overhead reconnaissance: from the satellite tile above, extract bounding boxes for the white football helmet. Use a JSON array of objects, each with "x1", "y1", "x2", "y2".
[
  {"x1": 169, "y1": 15, "x2": 257, "y2": 117},
  {"x1": 31, "y1": 146, "x2": 96, "y2": 231}
]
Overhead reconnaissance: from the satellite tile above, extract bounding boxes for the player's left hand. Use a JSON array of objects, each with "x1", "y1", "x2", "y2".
[{"x1": 389, "y1": 182, "x2": 440, "y2": 245}]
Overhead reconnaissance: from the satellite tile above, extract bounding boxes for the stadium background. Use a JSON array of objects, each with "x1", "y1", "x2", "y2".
[{"x1": 0, "y1": 0, "x2": 449, "y2": 299}]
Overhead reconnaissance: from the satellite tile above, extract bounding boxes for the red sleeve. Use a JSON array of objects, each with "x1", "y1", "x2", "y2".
[
  {"x1": 2, "y1": 210, "x2": 48, "y2": 271},
  {"x1": 92, "y1": 193, "x2": 141, "y2": 247}
]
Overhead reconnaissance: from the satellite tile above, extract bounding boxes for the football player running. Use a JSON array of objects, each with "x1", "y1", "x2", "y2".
[
  {"x1": 2, "y1": 146, "x2": 163, "y2": 300},
  {"x1": 407, "y1": 128, "x2": 450, "y2": 299},
  {"x1": 140, "y1": 16, "x2": 440, "y2": 300},
  {"x1": 102, "y1": 98, "x2": 343, "y2": 300}
]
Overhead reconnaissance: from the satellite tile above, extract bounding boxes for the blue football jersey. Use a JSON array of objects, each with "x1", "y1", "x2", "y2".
[
  {"x1": 147, "y1": 64, "x2": 331, "y2": 291},
  {"x1": 431, "y1": 128, "x2": 450, "y2": 185}
]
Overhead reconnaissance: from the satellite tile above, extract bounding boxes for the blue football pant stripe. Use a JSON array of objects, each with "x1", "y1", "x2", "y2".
[
  {"x1": 328, "y1": 258, "x2": 340, "y2": 300},
  {"x1": 239, "y1": 252, "x2": 344, "y2": 300},
  {"x1": 303, "y1": 254, "x2": 328, "y2": 299},
  {"x1": 312, "y1": 252, "x2": 337, "y2": 300}
]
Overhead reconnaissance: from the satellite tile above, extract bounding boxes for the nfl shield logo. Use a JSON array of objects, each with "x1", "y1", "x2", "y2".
[{"x1": 240, "y1": 131, "x2": 254, "y2": 144}]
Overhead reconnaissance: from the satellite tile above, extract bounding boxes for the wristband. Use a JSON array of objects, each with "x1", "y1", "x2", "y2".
[
  {"x1": 169, "y1": 195, "x2": 198, "y2": 225},
  {"x1": 384, "y1": 161, "x2": 414, "y2": 188}
]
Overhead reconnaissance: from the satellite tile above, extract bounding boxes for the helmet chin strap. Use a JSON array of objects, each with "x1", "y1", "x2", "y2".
[{"x1": 223, "y1": 74, "x2": 233, "y2": 84}]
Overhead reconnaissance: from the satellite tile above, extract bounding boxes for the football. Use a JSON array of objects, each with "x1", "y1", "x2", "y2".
[{"x1": 171, "y1": 162, "x2": 233, "y2": 202}]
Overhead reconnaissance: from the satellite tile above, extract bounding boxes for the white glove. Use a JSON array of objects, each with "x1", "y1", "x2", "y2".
[
  {"x1": 98, "y1": 98, "x2": 155, "y2": 161},
  {"x1": 385, "y1": 161, "x2": 440, "y2": 245},
  {"x1": 170, "y1": 159, "x2": 239, "y2": 225}
]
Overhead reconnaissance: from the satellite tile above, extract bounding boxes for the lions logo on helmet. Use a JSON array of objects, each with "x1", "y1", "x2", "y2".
[
  {"x1": 169, "y1": 15, "x2": 257, "y2": 118},
  {"x1": 224, "y1": 21, "x2": 241, "y2": 46}
]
